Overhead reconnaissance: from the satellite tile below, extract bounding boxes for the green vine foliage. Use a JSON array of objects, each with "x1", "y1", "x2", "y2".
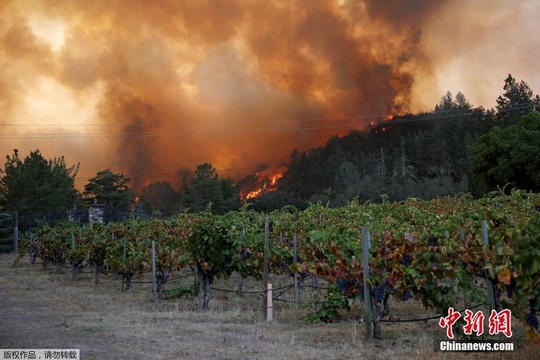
[
  {"x1": 25, "y1": 190, "x2": 540, "y2": 339},
  {"x1": 304, "y1": 283, "x2": 351, "y2": 323},
  {"x1": 510, "y1": 213, "x2": 540, "y2": 319},
  {"x1": 162, "y1": 283, "x2": 199, "y2": 299}
]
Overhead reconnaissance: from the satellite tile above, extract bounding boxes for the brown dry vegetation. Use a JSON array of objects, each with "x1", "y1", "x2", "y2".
[{"x1": 0, "y1": 253, "x2": 537, "y2": 359}]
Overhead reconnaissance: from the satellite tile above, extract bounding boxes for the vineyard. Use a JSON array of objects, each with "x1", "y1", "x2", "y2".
[{"x1": 14, "y1": 190, "x2": 540, "y2": 343}]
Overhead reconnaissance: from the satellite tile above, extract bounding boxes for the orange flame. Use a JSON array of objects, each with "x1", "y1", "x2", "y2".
[
  {"x1": 241, "y1": 168, "x2": 285, "y2": 200},
  {"x1": 246, "y1": 188, "x2": 264, "y2": 200},
  {"x1": 131, "y1": 196, "x2": 141, "y2": 210},
  {"x1": 270, "y1": 172, "x2": 283, "y2": 187}
]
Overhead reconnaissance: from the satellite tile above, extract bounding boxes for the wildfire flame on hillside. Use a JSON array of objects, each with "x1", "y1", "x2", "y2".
[{"x1": 240, "y1": 168, "x2": 285, "y2": 201}]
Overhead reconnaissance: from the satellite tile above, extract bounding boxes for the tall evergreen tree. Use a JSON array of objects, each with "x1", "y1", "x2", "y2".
[
  {"x1": 496, "y1": 74, "x2": 540, "y2": 125},
  {"x1": 181, "y1": 163, "x2": 240, "y2": 214},
  {"x1": 139, "y1": 181, "x2": 179, "y2": 218},
  {"x1": 83, "y1": 169, "x2": 134, "y2": 210},
  {"x1": 0, "y1": 149, "x2": 80, "y2": 212}
]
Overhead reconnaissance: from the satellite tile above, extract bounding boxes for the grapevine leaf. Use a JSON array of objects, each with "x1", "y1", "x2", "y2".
[{"x1": 497, "y1": 265, "x2": 512, "y2": 285}]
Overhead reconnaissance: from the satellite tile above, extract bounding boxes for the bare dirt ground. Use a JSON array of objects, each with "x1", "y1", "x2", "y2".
[{"x1": 0, "y1": 253, "x2": 537, "y2": 359}]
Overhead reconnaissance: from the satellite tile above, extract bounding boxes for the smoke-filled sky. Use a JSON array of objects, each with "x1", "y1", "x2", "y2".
[{"x1": 1, "y1": 0, "x2": 539, "y2": 190}]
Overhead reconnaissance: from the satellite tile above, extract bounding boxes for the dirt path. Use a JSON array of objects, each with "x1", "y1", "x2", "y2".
[
  {"x1": 0, "y1": 256, "x2": 154, "y2": 359},
  {"x1": 0, "y1": 253, "x2": 363, "y2": 360},
  {"x1": 1, "y1": 253, "x2": 536, "y2": 359}
]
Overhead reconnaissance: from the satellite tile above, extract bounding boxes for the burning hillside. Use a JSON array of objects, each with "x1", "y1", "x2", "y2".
[{"x1": 239, "y1": 168, "x2": 285, "y2": 201}]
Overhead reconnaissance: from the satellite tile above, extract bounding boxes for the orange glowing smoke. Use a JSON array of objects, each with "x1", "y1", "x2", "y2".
[{"x1": 2, "y1": 0, "x2": 537, "y2": 193}]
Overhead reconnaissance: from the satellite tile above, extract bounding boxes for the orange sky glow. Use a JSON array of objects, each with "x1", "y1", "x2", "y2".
[{"x1": 1, "y1": 0, "x2": 539, "y2": 191}]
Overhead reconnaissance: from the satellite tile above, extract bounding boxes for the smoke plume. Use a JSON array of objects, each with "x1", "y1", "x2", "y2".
[{"x1": 1, "y1": 0, "x2": 538, "y2": 190}]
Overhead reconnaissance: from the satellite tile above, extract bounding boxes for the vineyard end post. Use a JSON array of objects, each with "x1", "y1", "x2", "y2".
[
  {"x1": 152, "y1": 240, "x2": 156, "y2": 299},
  {"x1": 237, "y1": 228, "x2": 245, "y2": 296},
  {"x1": 481, "y1": 220, "x2": 497, "y2": 311},
  {"x1": 311, "y1": 236, "x2": 319, "y2": 289},
  {"x1": 293, "y1": 233, "x2": 298, "y2": 303},
  {"x1": 13, "y1": 211, "x2": 18, "y2": 254},
  {"x1": 71, "y1": 233, "x2": 75, "y2": 280},
  {"x1": 362, "y1": 226, "x2": 373, "y2": 340},
  {"x1": 266, "y1": 283, "x2": 273, "y2": 321},
  {"x1": 263, "y1": 215, "x2": 269, "y2": 320}
]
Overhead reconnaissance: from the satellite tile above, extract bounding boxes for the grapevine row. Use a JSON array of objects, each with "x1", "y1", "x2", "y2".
[{"x1": 18, "y1": 190, "x2": 540, "y2": 340}]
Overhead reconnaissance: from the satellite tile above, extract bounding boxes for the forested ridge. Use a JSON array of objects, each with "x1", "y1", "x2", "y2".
[
  {"x1": 1, "y1": 74, "x2": 539, "y2": 216},
  {"x1": 247, "y1": 74, "x2": 540, "y2": 211}
]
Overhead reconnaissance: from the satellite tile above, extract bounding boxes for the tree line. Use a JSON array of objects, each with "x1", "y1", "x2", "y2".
[
  {"x1": 1, "y1": 74, "x2": 539, "y2": 217},
  {"x1": 0, "y1": 155, "x2": 240, "y2": 218},
  {"x1": 249, "y1": 74, "x2": 540, "y2": 210}
]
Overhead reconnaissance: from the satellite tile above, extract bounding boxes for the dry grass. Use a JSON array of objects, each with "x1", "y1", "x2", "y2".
[{"x1": 0, "y1": 253, "x2": 537, "y2": 359}]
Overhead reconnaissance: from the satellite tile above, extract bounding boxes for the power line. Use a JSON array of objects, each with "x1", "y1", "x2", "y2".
[
  {"x1": 0, "y1": 108, "x2": 477, "y2": 139},
  {"x1": 74, "y1": 164, "x2": 288, "y2": 182},
  {"x1": 68, "y1": 111, "x2": 472, "y2": 182},
  {"x1": 6, "y1": 105, "x2": 534, "y2": 183},
  {"x1": 0, "y1": 113, "x2": 391, "y2": 128},
  {"x1": 0, "y1": 103, "x2": 534, "y2": 137}
]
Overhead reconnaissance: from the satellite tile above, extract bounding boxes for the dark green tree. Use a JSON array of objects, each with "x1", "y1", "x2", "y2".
[
  {"x1": 435, "y1": 91, "x2": 472, "y2": 112},
  {"x1": 83, "y1": 169, "x2": 134, "y2": 210},
  {"x1": 0, "y1": 149, "x2": 81, "y2": 212},
  {"x1": 0, "y1": 212, "x2": 13, "y2": 253},
  {"x1": 139, "y1": 181, "x2": 179, "y2": 218},
  {"x1": 496, "y1": 74, "x2": 540, "y2": 125},
  {"x1": 181, "y1": 163, "x2": 240, "y2": 214},
  {"x1": 469, "y1": 111, "x2": 540, "y2": 193}
]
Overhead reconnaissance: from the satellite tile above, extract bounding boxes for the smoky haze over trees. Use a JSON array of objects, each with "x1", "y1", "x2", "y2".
[
  {"x1": 83, "y1": 169, "x2": 134, "y2": 212},
  {"x1": 1, "y1": 75, "x2": 539, "y2": 216},
  {"x1": 248, "y1": 75, "x2": 540, "y2": 210},
  {"x1": 5, "y1": 0, "x2": 539, "y2": 186},
  {"x1": 180, "y1": 163, "x2": 241, "y2": 215}
]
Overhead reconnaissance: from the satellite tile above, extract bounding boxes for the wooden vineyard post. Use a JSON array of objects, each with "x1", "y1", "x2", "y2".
[
  {"x1": 362, "y1": 226, "x2": 373, "y2": 340},
  {"x1": 262, "y1": 215, "x2": 269, "y2": 320},
  {"x1": 152, "y1": 240, "x2": 156, "y2": 299},
  {"x1": 293, "y1": 233, "x2": 298, "y2": 303},
  {"x1": 121, "y1": 236, "x2": 127, "y2": 292},
  {"x1": 71, "y1": 233, "x2": 76, "y2": 280},
  {"x1": 311, "y1": 236, "x2": 319, "y2": 289},
  {"x1": 266, "y1": 283, "x2": 273, "y2": 322},
  {"x1": 29, "y1": 232, "x2": 35, "y2": 265},
  {"x1": 94, "y1": 234, "x2": 100, "y2": 285},
  {"x1": 13, "y1": 211, "x2": 18, "y2": 254},
  {"x1": 237, "y1": 228, "x2": 245, "y2": 296},
  {"x1": 460, "y1": 229, "x2": 472, "y2": 308},
  {"x1": 481, "y1": 220, "x2": 497, "y2": 311}
]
